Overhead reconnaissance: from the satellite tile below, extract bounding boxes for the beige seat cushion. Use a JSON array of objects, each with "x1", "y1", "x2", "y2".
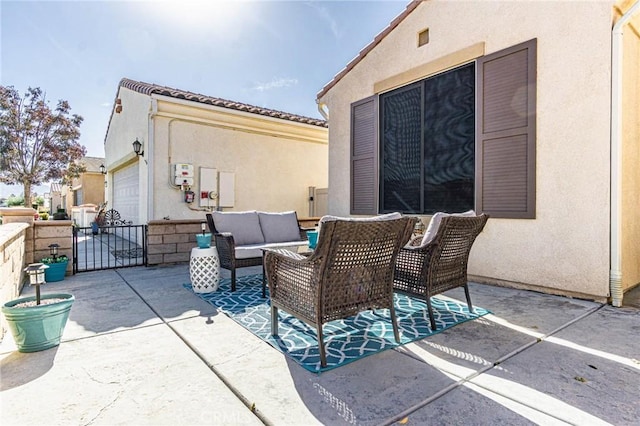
[
  {"x1": 420, "y1": 210, "x2": 476, "y2": 246},
  {"x1": 235, "y1": 241, "x2": 308, "y2": 259},
  {"x1": 319, "y1": 212, "x2": 402, "y2": 224}
]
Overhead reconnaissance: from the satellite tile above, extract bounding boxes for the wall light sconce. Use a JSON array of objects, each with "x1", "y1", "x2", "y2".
[
  {"x1": 132, "y1": 138, "x2": 144, "y2": 157},
  {"x1": 99, "y1": 164, "x2": 106, "y2": 175}
]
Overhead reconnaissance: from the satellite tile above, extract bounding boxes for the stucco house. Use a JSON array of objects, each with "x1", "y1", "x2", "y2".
[
  {"x1": 316, "y1": 0, "x2": 640, "y2": 306},
  {"x1": 52, "y1": 156, "x2": 106, "y2": 218},
  {"x1": 103, "y1": 78, "x2": 328, "y2": 225}
]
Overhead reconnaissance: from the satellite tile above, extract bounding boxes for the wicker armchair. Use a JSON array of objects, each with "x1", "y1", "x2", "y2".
[
  {"x1": 394, "y1": 214, "x2": 489, "y2": 331},
  {"x1": 264, "y1": 215, "x2": 415, "y2": 367}
]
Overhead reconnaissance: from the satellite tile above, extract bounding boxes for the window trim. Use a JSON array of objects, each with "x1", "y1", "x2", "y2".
[{"x1": 350, "y1": 39, "x2": 537, "y2": 219}]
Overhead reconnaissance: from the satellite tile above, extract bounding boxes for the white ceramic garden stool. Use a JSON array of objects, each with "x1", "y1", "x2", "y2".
[{"x1": 189, "y1": 246, "x2": 220, "y2": 293}]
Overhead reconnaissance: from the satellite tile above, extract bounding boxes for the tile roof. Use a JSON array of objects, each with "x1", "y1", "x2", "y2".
[
  {"x1": 316, "y1": 1, "x2": 421, "y2": 100},
  {"x1": 50, "y1": 182, "x2": 61, "y2": 193},
  {"x1": 119, "y1": 78, "x2": 327, "y2": 128},
  {"x1": 79, "y1": 156, "x2": 105, "y2": 173}
]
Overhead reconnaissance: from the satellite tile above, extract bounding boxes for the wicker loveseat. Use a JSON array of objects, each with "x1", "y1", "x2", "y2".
[
  {"x1": 394, "y1": 212, "x2": 489, "y2": 330},
  {"x1": 206, "y1": 211, "x2": 309, "y2": 292},
  {"x1": 263, "y1": 213, "x2": 415, "y2": 367}
]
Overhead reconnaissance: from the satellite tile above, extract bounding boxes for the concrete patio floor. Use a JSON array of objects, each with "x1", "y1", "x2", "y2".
[{"x1": 1, "y1": 264, "x2": 638, "y2": 425}]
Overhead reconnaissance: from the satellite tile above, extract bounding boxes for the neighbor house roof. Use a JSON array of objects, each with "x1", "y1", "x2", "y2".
[
  {"x1": 49, "y1": 182, "x2": 61, "y2": 194},
  {"x1": 119, "y1": 78, "x2": 328, "y2": 128},
  {"x1": 79, "y1": 156, "x2": 105, "y2": 173},
  {"x1": 316, "y1": 0, "x2": 421, "y2": 100}
]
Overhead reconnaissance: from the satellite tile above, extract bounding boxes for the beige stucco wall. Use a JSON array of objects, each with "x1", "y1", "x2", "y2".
[
  {"x1": 104, "y1": 87, "x2": 152, "y2": 224},
  {"x1": 148, "y1": 97, "x2": 328, "y2": 220},
  {"x1": 318, "y1": 0, "x2": 616, "y2": 300},
  {"x1": 105, "y1": 87, "x2": 328, "y2": 223},
  {"x1": 621, "y1": 10, "x2": 640, "y2": 291},
  {"x1": 80, "y1": 173, "x2": 106, "y2": 206},
  {"x1": 0, "y1": 222, "x2": 28, "y2": 341}
]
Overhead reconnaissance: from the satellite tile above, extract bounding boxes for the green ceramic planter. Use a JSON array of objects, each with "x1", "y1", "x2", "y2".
[
  {"x1": 1, "y1": 293, "x2": 74, "y2": 353},
  {"x1": 44, "y1": 261, "x2": 68, "y2": 282},
  {"x1": 196, "y1": 233, "x2": 212, "y2": 248}
]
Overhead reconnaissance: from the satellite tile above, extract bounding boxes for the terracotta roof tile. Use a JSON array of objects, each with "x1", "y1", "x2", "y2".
[{"x1": 119, "y1": 78, "x2": 327, "y2": 128}]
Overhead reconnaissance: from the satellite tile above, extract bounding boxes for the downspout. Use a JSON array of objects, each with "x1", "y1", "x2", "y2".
[
  {"x1": 148, "y1": 98, "x2": 158, "y2": 222},
  {"x1": 316, "y1": 100, "x2": 329, "y2": 120},
  {"x1": 610, "y1": 0, "x2": 640, "y2": 307}
]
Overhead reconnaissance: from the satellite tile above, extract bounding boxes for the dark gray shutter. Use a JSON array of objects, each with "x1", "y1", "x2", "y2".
[
  {"x1": 351, "y1": 96, "x2": 378, "y2": 215},
  {"x1": 476, "y1": 39, "x2": 536, "y2": 219}
]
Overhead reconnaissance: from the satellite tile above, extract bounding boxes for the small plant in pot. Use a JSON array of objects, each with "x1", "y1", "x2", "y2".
[
  {"x1": 1, "y1": 263, "x2": 75, "y2": 353},
  {"x1": 40, "y1": 243, "x2": 69, "y2": 282},
  {"x1": 196, "y1": 221, "x2": 212, "y2": 248}
]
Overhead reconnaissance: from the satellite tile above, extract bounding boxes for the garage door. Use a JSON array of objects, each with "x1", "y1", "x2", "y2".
[{"x1": 112, "y1": 162, "x2": 139, "y2": 224}]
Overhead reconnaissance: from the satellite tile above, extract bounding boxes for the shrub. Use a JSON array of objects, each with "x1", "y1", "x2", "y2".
[{"x1": 41, "y1": 255, "x2": 69, "y2": 264}]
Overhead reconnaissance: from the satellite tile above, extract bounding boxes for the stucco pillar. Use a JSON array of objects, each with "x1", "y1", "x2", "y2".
[
  {"x1": 0, "y1": 207, "x2": 37, "y2": 225},
  {"x1": 0, "y1": 208, "x2": 37, "y2": 264}
]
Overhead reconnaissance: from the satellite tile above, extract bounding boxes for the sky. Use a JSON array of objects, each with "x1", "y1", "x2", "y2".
[{"x1": 0, "y1": 0, "x2": 410, "y2": 197}]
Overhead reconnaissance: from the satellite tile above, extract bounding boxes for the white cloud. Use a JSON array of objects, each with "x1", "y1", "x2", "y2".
[
  {"x1": 305, "y1": 1, "x2": 341, "y2": 39},
  {"x1": 252, "y1": 77, "x2": 298, "y2": 92}
]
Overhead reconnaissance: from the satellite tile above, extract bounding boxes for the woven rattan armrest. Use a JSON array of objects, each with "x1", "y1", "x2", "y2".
[
  {"x1": 213, "y1": 232, "x2": 236, "y2": 259},
  {"x1": 264, "y1": 248, "x2": 321, "y2": 316}
]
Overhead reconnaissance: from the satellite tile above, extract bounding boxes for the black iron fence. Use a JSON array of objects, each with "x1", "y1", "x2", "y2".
[{"x1": 73, "y1": 224, "x2": 147, "y2": 273}]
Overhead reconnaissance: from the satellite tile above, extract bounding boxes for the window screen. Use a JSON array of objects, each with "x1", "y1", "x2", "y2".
[{"x1": 380, "y1": 63, "x2": 475, "y2": 214}]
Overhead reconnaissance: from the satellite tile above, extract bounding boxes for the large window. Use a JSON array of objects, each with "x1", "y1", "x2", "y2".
[
  {"x1": 350, "y1": 39, "x2": 536, "y2": 219},
  {"x1": 380, "y1": 63, "x2": 475, "y2": 214}
]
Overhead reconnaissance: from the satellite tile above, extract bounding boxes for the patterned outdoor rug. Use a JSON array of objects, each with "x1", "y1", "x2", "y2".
[{"x1": 184, "y1": 274, "x2": 489, "y2": 373}]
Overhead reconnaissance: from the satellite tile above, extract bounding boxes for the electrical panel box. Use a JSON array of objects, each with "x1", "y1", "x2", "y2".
[
  {"x1": 218, "y1": 171, "x2": 235, "y2": 207},
  {"x1": 174, "y1": 163, "x2": 194, "y2": 178},
  {"x1": 200, "y1": 167, "x2": 218, "y2": 207}
]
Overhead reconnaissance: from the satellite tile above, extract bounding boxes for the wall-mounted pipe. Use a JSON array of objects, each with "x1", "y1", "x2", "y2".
[
  {"x1": 610, "y1": 0, "x2": 640, "y2": 307},
  {"x1": 316, "y1": 100, "x2": 329, "y2": 120},
  {"x1": 147, "y1": 98, "x2": 157, "y2": 221}
]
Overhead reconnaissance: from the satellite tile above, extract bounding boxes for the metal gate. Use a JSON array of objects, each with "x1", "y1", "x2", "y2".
[{"x1": 73, "y1": 223, "x2": 147, "y2": 273}]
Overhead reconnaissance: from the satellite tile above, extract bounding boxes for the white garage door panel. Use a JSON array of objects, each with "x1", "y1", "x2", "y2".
[{"x1": 113, "y1": 163, "x2": 139, "y2": 224}]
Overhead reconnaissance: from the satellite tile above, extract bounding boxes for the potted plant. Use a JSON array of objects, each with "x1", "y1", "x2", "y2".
[
  {"x1": 40, "y1": 243, "x2": 69, "y2": 282},
  {"x1": 92, "y1": 202, "x2": 107, "y2": 234},
  {"x1": 52, "y1": 208, "x2": 68, "y2": 220},
  {"x1": 1, "y1": 263, "x2": 75, "y2": 353},
  {"x1": 196, "y1": 221, "x2": 212, "y2": 248}
]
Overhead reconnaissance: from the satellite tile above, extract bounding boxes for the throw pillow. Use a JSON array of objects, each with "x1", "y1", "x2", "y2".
[
  {"x1": 258, "y1": 211, "x2": 302, "y2": 243},
  {"x1": 212, "y1": 211, "x2": 264, "y2": 245}
]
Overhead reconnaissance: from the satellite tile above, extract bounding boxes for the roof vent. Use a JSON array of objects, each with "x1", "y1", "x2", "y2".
[{"x1": 418, "y1": 28, "x2": 429, "y2": 47}]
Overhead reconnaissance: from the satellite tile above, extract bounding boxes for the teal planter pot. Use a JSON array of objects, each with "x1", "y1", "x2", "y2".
[
  {"x1": 307, "y1": 230, "x2": 318, "y2": 249},
  {"x1": 196, "y1": 233, "x2": 212, "y2": 248},
  {"x1": 2, "y1": 293, "x2": 74, "y2": 353},
  {"x1": 44, "y1": 261, "x2": 68, "y2": 282}
]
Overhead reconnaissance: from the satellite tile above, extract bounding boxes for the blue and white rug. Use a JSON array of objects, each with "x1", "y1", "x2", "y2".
[{"x1": 184, "y1": 274, "x2": 489, "y2": 373}]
